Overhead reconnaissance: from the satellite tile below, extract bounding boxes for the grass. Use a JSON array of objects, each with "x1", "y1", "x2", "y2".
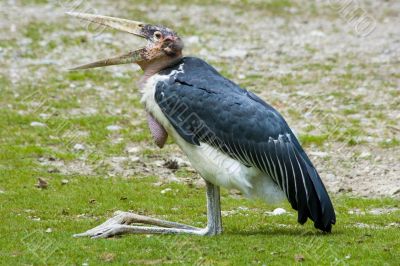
[
  {"x1": 1, "y1": 0, "x2": 399, "y2": 265},
  {"x1": 1, "y1": 167, "x2": 399, "y2": 265},
  {"x1": 0, "y1": 92, "x2": 399, "y2": 264}
]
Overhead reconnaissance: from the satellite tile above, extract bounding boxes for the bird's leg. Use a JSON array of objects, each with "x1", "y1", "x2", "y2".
[
  {"x1": 204, "y1": 180, "x2": 223, "y2": 235},
  {"x1": 73, "y1": 180, "x2": 222, "y2": 238}
]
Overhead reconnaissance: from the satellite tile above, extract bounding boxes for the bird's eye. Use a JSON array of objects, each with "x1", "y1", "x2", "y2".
[{"x1": 154, "y1": 31, "x2": 162, "y2": 39}]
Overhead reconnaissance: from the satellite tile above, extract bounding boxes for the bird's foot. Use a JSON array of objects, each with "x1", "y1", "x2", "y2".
[
  {"x1": 73, "y1": 211, "x2": 133, "y2": 238},
  {"x1": 73, "y1": 211, "x2": 219, "y2": 238}
]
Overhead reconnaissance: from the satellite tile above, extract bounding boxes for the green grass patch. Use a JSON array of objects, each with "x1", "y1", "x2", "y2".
[
  {"x1": 299, "y1": 134, "x2": 329, "y2": 147},
  {"x1": 1, "y1": 168, "x2": 399, "y2": 265},
  {"x1": 379, "y1": 138, "x2": 400, "y2": 148}
]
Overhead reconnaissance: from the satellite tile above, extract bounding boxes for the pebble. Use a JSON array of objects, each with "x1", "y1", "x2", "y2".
[
  {"x1": 61, "y1": 179, "x2": 69, "y2": 185},
  {"x1": 272, "y1": 208, "x2": 287, "y2": 215},
  {"x1": 45, "y1": 228, "x2": 52, "y2": 233},
  {"x1": 39, "y1": 113, "x2": 50, "y2": 119},
  {"x1": 73, "y1": 143, "x2": 85, "y2": 151},
  {"x1": 171, "y1": 157, "x2": 190, "y2": 167},
  {"x1": 310, "y1": 30, "x2": 326, "y2": 37},
  {"x1": 194, "y1": 178, "x2": 206, "y2": 188},
  {"x1": 359, "y1": 152, "x2": 371, "y2": 159},
  {"x1": 153, "y1": 160, "x2": 165, "y2": 167},
  {"x1": 129, "y1": 156, "x2": 140, "y2": 162},
  {"x1": 161, "y1": 188, "x2": 172, "y2": 194},
  {"x1": 309, "y1": 151, "x2": 329, "y2": 158},
  {"x1": 30, "y1": 121, "x2": 46, "y2": 127},
  {"x1": 36, "y1": 178, "x2": 48, "y2": 189},
  {"x1": 106, "y1": 125, "x2": 122, "y2": 131}
]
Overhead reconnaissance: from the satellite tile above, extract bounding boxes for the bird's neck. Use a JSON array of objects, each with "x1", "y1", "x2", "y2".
[{"x1": 138, "y1": 54, "x2": 183, "y2": 85}]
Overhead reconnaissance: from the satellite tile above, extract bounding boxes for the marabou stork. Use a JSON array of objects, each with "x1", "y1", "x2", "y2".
[{"x1": 67, "y1": 12, "x2": 336, "y2": 238}]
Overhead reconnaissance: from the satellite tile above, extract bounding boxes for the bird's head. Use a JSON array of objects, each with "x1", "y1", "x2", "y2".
[{"x1": 67, "y1": 12, "x2": 184, "y2": 71}]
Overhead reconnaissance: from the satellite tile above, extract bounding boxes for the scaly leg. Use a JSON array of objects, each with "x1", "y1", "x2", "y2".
[{"x1": 73, "y1": 180, "x2": 223, "y2": 238}]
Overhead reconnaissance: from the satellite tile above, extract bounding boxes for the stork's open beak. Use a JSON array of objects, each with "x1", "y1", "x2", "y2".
[{"x1": 66, "y1": 12, "x2": 148, "y2": 70}]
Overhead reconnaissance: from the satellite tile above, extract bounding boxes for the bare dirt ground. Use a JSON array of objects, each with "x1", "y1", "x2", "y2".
[{"x1": 1, "y1": 0, "x2": 399, "y2": 198}]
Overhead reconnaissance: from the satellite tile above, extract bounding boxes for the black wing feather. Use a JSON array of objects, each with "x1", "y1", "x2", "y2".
[{"x1": 155, "y1": 57, "x2": 336, "y2": 232}]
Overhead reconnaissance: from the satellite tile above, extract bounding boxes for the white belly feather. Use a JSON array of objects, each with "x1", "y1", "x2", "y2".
[{"x1": 140, "y1": 70, "x2": 285, "y2": 203}]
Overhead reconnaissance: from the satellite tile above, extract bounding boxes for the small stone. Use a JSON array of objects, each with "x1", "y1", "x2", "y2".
[
  {"x1": 194, "y1": 178, "x2": 206, "y2": 188},
  {"x1": 161, "y1": 188, "x2": 172, "y2": 194},
  {"x1": 73, "y1": 143, "x2": 85, "y2": 151},
  {"x1": 36, "y1": 178, "x2": 48, "y2": 189},
  {"x1": 61, "y1": 179, "x2": 69, "y2": 185},
  {"x1": 106, "y1": 125, "x2": 122, "y2": 131},
  {"x1": 310, "y1": 30, "x2": 326, "y2": 37},
  {"x1": 170, "y1": 157, "x2": 190, "y2": 167},
  {"x1": 294, "y1": 254, "x2": 305, "y2": 262},
  {"x1": 309, "y1": 151, "x2": 328, "y2": 158},
  {"x1": 164, "y1": 159, "x2": 179, "y2": 170},
  {"x1": 30, "y1": 121, "x2": 46, "y2": 127},
  {"x1": 153, "y1": 160, "x2": 164, "y2": 167},
  {"x1": 0, "y1": 189, "x2": 5, "y2": 194},
  {"x1": 238, "y1": 74, "x2": 246, "y2": 79},
  {"x1": 47, "y1": 168, "x2": 60, "y2": 173},
  {"x1": 348, "y1": 208, "x2": 365, "y2": 215},
  {"x1": 39, "y1": 113, "x2": 50, "y2": 119},
  {"x1": 129, "y1": 156, "x2": 140, "y2": 162},
  {"x1": 272, "y1": 208, "x2": 286, "y2": 215},
  {"x1": 359, "y1": 152, "x2": 371, "y2": 159},
  {"x1": 45, "y1": 228, "x2": 52, "y2": 233}
]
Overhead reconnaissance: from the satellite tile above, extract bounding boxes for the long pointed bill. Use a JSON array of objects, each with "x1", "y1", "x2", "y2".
[
  {"x1": 66, "y1": 12, "x2": 146, "y2": 37},
  {"x1": 69, "y1": 49, "x2": 146, "y2": 70},
  {"x1": 66, "y1": 12, "x2": 149, "y2": 70}
]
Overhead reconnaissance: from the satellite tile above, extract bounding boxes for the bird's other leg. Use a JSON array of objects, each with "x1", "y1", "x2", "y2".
[
  {"x1": 73, "y1": 180, "x2": 222, "y2": 238},
  {"x1": 204, "y1": 180, "x2": 223, "y2": 235}
]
